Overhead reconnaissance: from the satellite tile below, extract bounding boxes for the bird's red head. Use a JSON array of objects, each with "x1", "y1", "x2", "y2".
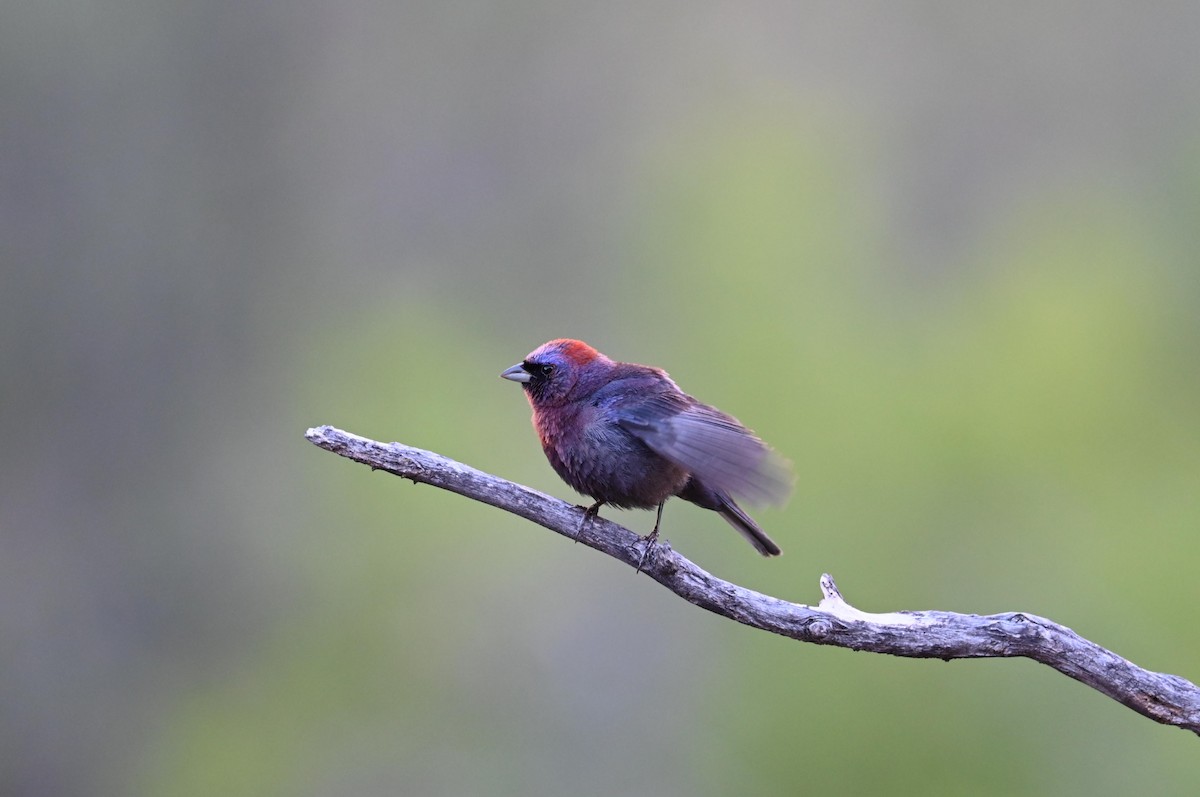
[
  {"x1": 499, "y1": 338, "x2": 612, "y2": 407},
  {"x1": 538, "y1": 338, "x2": 601, "y2": 366}
]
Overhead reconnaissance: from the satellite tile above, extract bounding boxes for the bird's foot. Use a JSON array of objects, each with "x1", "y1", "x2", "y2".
[
  {"x1": 635, "y1": 528, "x2": 660, "y2": 573},
  {"x1": 577, "y1": 500, "x2": 604, "y2": 544},
  {"x1": 635, "y1": 500, "x2": 667, "y2": 573}
]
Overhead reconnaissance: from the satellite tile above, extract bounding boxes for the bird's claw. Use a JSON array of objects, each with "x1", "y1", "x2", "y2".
[
  {"x1": 576, "y1": 500, "x2": 604, "y2": 544},
  {"x1": 635, "y1": 528, "x2": 660, "y2": 573}
]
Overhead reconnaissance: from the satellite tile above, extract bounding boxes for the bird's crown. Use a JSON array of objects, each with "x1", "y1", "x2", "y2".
[{"x1": 533, "y1": 338, "x2": 602, "y2": 365}]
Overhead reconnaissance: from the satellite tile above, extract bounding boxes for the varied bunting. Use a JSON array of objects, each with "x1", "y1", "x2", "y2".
[{"x1": 500, "y1": 339, "x2": 791, "y2": 556}]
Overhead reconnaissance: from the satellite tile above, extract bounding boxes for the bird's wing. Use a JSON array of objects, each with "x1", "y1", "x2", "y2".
[{"x1": 612, "y1": 391, "x2": 793, "y2": 506}]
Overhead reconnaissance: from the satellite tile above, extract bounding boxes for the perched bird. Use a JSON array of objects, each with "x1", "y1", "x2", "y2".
[{"x1": 500, "y1": 339, "x2": 792, "y2": 556}]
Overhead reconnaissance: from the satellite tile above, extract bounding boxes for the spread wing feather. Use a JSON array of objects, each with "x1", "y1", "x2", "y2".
[{"x1": 613, "y1": 392, "x2": 792, "y2": 505}]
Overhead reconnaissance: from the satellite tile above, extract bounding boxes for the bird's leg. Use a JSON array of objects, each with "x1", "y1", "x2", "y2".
[
  {"x1": 577, "y1": 499, "x2": 604, "y2": 543},
  {"x1": 647, "y1": 499, "x2": 665, "y2": 544},
  {"x1": 636, "y1": 500, "x2": 666, "y2": 572}
]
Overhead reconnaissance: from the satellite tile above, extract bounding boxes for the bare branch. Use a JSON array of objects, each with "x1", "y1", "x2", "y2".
[{"x1": 305, "y1": 425, "x2": 1200, "y2": 736}]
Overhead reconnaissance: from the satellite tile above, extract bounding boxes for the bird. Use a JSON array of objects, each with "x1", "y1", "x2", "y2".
[{"x1": 500, "y1": 338, "x2": 791, "y2": 557}]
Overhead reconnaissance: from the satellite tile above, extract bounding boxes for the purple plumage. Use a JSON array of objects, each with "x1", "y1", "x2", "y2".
[{"x1": 500, "y1": 339, "x2": 791, "y2": 556}]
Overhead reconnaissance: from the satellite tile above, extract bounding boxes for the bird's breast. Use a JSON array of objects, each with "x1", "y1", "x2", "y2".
[{"x1": 531, "y1": 402, "x2": 688, "y2": 509}]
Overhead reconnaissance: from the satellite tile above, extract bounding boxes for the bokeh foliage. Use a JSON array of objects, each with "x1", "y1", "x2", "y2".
[
  {"x1": 3, "y1": 4, "x2": 1199, "y2": 796},
  {"x1": 145, "y1": 118, "x2": 1199, "y2": 796}
]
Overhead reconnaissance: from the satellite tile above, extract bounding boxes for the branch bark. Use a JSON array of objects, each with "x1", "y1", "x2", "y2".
[{"x1": 305, "y1": 424, "x2": 1200, "y2": 736}]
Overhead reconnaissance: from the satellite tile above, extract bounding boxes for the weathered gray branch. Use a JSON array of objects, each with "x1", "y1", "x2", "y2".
[{"x1": 305, "y1": 424, "x2": 1200, "y2": 736}]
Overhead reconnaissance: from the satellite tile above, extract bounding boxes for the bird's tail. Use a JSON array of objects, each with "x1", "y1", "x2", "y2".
[{"x1": 717, "y1": 498, "x2": 782, "y2": 557}]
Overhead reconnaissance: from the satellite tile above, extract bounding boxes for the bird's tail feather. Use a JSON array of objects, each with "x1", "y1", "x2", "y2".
[{"x1": 718, "y1": 500, "x2": 782, "y2": 557}]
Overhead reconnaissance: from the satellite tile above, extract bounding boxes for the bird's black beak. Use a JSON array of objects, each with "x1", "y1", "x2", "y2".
[{"x1": 500, "y1": 363, "x2": 532, "y2": 383}]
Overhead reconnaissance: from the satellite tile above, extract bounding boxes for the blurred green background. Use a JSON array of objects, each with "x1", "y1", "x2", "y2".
[{"x1": 4, "y1": 3, "x2": 1199, "y2": 795}]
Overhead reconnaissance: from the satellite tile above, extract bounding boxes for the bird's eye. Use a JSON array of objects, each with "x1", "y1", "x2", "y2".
[{"x1": 523, "y1": 361, "x2": 556, "y2": 378}]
